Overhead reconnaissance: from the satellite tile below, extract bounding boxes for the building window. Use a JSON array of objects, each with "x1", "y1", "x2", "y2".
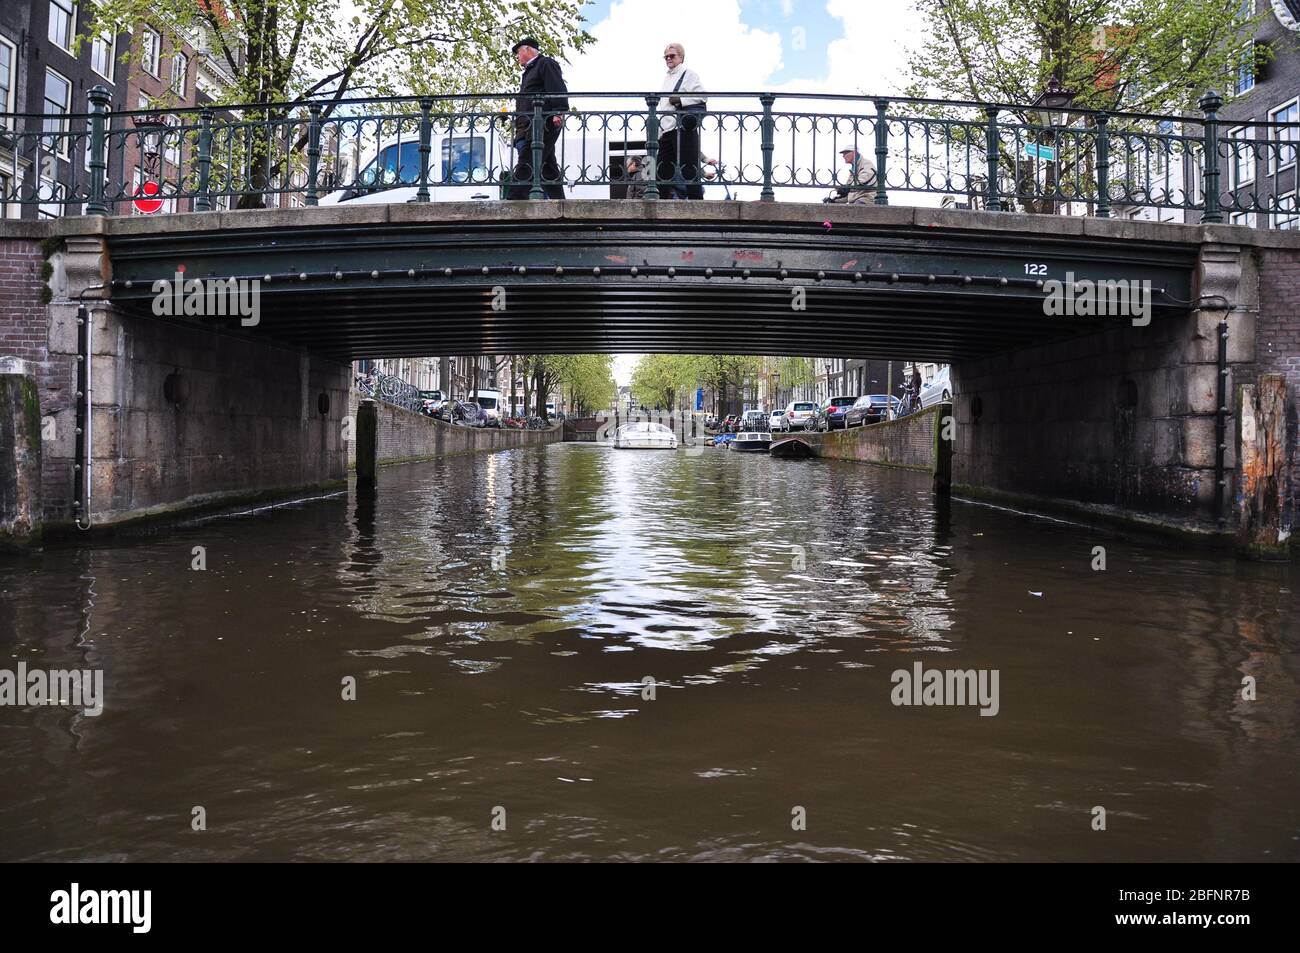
[
  {"x1": 1230, "y1": 209, "x2": 1253, "y2": 226},
  {"x1": 0, "y1": 36, "x2": 15, "y2": 129},
  {"x1": 1234, "y1": 43, "x2": 1255, "y2": 96},
  {"x1": 39, "y1": 177, "x2": 65, "y2": 218},
  {"x1": 170, "y1": 51, "x2": 188, "y2": 95},
  {"x1": 49, "y1": 1, "x2": 77, "y2": 52},
  {"x1": 43, "y1": 69, "x2": 72, "y2": 157},
  {"x1": 1275, "y1": 193, "x2": 1298, "y2": 230},
  {"x1": 91, "y1": 33, "x2": 116, "y2": 82},
  {"x1": 0, "y1": 170, "x2": 11, "y2": 219},
  {"x1": 141, "y1": 27, "x2": 161, "y2": 77},
  {"x1": 1228, "y1": 125, "x2": 1254, "y2": 190},
  {"x1": 1267, "y1": 99, "x2": 1298, "y2": 175}
]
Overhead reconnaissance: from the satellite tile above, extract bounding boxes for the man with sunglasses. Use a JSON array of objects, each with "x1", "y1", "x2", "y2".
[{"x1": 657, "y1": 43, "x2": 707, "y2": 200}]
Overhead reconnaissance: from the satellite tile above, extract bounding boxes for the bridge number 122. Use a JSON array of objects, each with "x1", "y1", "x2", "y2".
[{"x1": 1024, "y1": 263, "x2": 1048, "y2": 276}]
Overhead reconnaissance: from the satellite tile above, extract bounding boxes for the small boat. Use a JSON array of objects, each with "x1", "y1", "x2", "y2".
[
  {"x1": 729, "y1": 431, "x2": 771, "y2": 453},
  {"x1": 613, "y1": 421, "x2": 678, "y2": 449},
  {"x1": 769, "y1": 435, "x2": 816, "y2": 459}
]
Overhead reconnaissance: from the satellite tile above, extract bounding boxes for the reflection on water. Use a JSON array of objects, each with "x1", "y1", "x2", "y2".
[{"x1": 1, "y1": 443, "x2": 1297, "y2": 861}]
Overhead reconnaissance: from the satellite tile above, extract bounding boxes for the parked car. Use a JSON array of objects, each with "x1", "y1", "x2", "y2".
[
  {"x1": 844, "y1": 394, "x2": 900, "y2": 427},
  {"x1": 810, "y1": 396, "x2": 858, "y2": 431},
  {"x1": 919, "y1": 365, "x2": 952, "y2": 408},
  {"x1": 740, "y1": 410, "x2": 769, "y2": 432},
  {"x1": 768, "y1": 409, "x2": 786, "y2": 432},
  {"x1": 773, "y1": 400, "x2": 819, "y2": 432}
]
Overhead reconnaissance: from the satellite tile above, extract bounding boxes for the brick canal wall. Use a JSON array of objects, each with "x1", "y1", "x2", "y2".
[
  {"x1": 346, "y1": 391, "x2": 562, "y2": 467},
  {"x1": 949, "y1": 232, "x2": 1300, "y2": 550},
  {"x1": 815, "y1": 404, "x2": 947, "y2": 472}
]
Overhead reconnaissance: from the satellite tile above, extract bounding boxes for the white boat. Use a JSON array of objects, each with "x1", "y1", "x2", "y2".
[
  {"x1": 729, "y1": 431, "x2": 771, "y2": 452},
  {"x1": 613, "y1": 422, "x2": 678, "y2": 449}
]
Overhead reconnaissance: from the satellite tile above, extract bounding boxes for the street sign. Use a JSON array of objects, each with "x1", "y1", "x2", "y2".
[
  {"x1": 133, "y1": 180, "x2": 164, "y2": 214},
  {"x1": 695, "y1": 387, "x2": 704, "y2": 411},
  {"x1": 1024, "y1": 143, "x2": 1056, "y2": 162}
]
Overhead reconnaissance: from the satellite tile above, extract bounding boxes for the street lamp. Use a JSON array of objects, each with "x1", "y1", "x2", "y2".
[
  {"x1": 1031, "y1": 78, "x2": 1077, "y2": 215},
  {"x1": 1032, "y1": 77, "x2": 1077, "y2": 129}
]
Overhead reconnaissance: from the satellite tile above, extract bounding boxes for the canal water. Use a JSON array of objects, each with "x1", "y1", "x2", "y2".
[{"x1": 1, "y1": 442, "x2": 1297, "y2": 861}]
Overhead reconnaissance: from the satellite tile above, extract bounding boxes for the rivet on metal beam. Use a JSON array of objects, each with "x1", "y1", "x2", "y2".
[
  {"x1": 999, "y1": 277, "x2": 1009, "y2": 286},
  {"x1": 444, "y1": 268, "x2": 453, "y2": 277},
  {"x1": 705, "y1": 268, "x2": 713, "y2": 278},
  {"x1": 517, "y1": 266, "x2": 527, "y2": 275},
  {"x1": 334, "y1": 271, "x2": 343, "y2": 280},
  {"x1": 962, "y1": 276, "x2": 972, "y2": 285},
  {"x1": 408, "y1": 269, "x2": 416, "y2": 278},
  {"x1": 742, "y1": 269, "x2": 750, "y2": 279},
  {"x1": 853, "y1": 272, "x2": 862, "y2": 282},
  {"x1": 1035, "y1": 279, "x2": 1044, "y2": 289},
  {"x1": 299, "y1": 272, "x2": 308, "y2": 281},
  {"x1": 481, "y1": 267, "x2": 490, "y2": 276},
  {"x1": 667, "y1": 267, "x2": 675, "y2": 277},
  {"x1": 630, "y1": 267, "x2": 639, "y2": 276},
  {"x1": 816, "y1": 271, "x2": 825, "y2": 281},
  {"x1": 779, "y1": 268, "x2": 788, "y2": 279},
  {"x1": 124, "y1": 280, "x2": 133, "y2": 289},
  {"x1": 889, "y1": 273, "x2": 899, "y2": 282},
  {"x1": 592, "y1": 267, "x2": 601, "y2": 276},
  {"x1": 555, "y1": 266, "x2": 564, "y2": 276},
  {"x1": 371, "y1": 270, "x2": 380, "y2": 279},
  {"x1": 263, "y1": 275, "x2": 272, "y2": 283},
  {"x1": 926, "y1": 274, "x2": 936, "y2": 283}
]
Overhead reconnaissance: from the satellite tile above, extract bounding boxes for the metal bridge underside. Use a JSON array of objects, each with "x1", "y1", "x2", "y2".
[{"x1": 103, "y1": 205, "x2": 1199, "y2": 361}]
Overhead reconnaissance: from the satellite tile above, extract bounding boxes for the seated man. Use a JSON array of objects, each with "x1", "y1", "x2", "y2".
[{"x1": 826, "y1": 147, "x2": 877, "y2": 204}]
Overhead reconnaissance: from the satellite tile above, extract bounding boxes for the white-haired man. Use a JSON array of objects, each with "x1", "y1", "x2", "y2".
[{"x1": 657, "y1": 43, "x2": 706, "y2": 200}]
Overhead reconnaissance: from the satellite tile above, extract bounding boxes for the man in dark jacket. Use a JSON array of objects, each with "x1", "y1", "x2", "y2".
[{"x1": 507, "y1": 37, "x2": 569, "y2": 200}]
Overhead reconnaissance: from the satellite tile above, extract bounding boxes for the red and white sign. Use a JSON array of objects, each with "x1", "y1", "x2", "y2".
[{"x1": 133, "y1": 180, "x2": 164, "y2": 215}]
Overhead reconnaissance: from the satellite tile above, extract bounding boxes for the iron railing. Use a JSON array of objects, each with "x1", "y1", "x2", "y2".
[{"x1": 0, "y1": 89, "x2": 1296, "y2": 223}]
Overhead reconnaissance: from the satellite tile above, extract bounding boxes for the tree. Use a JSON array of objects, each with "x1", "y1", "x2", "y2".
[
  {"x1": 84, "y1": 0, "x2": 594, "y2": 205},
  {"x1": 904, "y1": 0, "x2": 1264, "y2": 212}
]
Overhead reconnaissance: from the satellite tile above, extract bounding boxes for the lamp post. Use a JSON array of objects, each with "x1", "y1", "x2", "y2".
[{"x1": 1031, "y1": 77, "x2": 1077, "y2": 214}]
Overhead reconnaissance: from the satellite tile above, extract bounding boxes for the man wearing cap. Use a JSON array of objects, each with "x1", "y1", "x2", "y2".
[
  {"x1": 825, "y1": 147, "x2": 877, "y2": 204},
  {"x1": 507, "y1": 37, "x2": 569, "y2": 200}
]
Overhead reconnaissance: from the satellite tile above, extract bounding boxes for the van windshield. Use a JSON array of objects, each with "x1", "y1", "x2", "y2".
[
  {"x1": 476, "y1": 397, "x2": 498, "y2": 411},
  {"x1": 442, "y1": 137, "x2": 488, "y2": 183}
]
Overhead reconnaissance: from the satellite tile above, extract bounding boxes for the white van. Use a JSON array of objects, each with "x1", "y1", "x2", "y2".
[
  {"x1": 321, "y1": 125, "x2": 613, "y2": 204},
  {"x1": 473, "y1": 389, "x2": 504, "y2": 423}
]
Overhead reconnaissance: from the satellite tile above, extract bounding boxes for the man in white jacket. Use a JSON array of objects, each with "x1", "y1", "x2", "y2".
[{"x1": 657, "y1": 43, "x2": 706, "y2": 199}]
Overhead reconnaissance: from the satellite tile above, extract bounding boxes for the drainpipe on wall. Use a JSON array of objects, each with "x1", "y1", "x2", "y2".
[{"x1": 73, "y1": 286, "x2": 104, "y2": 531}]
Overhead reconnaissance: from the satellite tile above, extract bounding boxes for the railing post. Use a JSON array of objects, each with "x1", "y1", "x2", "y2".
[
  {"x1": 529, "y1": 99, "x2": 545, "y2": 200},
  {"x1": 873, "y1": 98, "x2": 889, "y2": 205},
  {"x1": 415, "y1": 97, "x2": 432, "y2": 203},
  {"x1": 983, "y1": 106, "x2": 1002, "y2": 211},
  {"x1": 194, "y1": 105, "x2": 213, "y2": 211},
  {"x1": 644, "y1": 96, "x2": 660, "y2": 201},
  {"x1": 760, "y1": 93, "x2": 776, "y2": 202},
  {"x1": 305, "y1": 101, "x2": 322, "y2": 206},
  {"x1": 1199, "y1": 90, "x2": 1223, "y2": 224},
  {"x1": 85, "y1": 85, "x2": 111, "y2": 216},
  {"x1": 1095, "y1": 110, "x2": 1110, "y2": 219}
]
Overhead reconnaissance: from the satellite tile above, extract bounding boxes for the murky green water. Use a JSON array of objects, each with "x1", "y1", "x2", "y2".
[{"x1": 1, "y1": 443, "x2": 1297, "y2": 861}]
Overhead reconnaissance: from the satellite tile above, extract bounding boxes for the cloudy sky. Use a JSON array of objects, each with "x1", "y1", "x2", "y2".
[
  {"x1": 566, "y1": 0, "x2": 924, "y2": 97},
  {"x1": 565, "y1": 0, "x2": 927, "y2": 384}
]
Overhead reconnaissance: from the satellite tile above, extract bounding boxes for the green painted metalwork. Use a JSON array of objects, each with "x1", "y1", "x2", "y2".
[{"x1": 0, "y1": 89, "x2": 1293, "y2": 221}]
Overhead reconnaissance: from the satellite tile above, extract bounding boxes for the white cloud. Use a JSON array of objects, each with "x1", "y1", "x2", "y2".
[{"x1": 565, "y1": 0, "x2": 784, "y2": 103}]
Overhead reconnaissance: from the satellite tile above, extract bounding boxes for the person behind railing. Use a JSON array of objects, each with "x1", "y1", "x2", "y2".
[
  {"x1": 657, "y1": 43, "x2": 706, "y2": 200},
  {"x1": 622, "y1": 155, "x2": 652, "y2": 199},
  {"x1": 824, "y1": 147, "x2": 876, "y2": 204},
  {"x1": 506, "y1": 36, "x2": 569, "y2": 200}
]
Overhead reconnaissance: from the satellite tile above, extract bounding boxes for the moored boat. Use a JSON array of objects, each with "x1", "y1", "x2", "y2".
[{"x1": 729, "y1": 431, "x2": 771, "y2": 453}]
